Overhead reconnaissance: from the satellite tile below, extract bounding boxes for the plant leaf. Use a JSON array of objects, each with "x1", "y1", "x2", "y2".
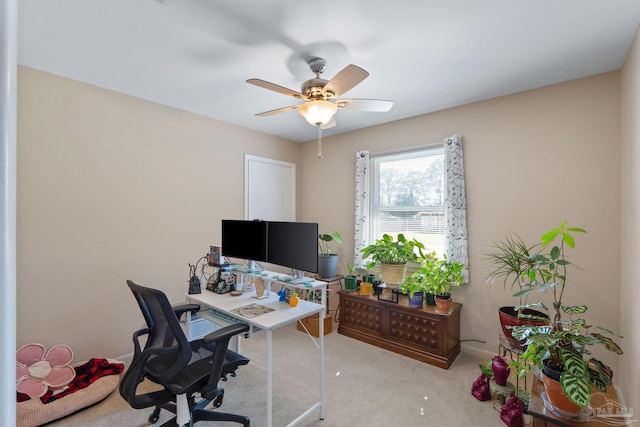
[
  {"x1": 563, "y1": 233, "x2": 576, "y2": 249},
  {"x1": 541, "y1": 229, "x2": 560, "y2": 247},
  {"x1": 562, "y1": 305, "x2": 588, "y2": 315},
  {"x1": 592, "y1": 333, "x2": 623, "y2": 355},
  {"x1": 589, "y1": 368, "x2": 608, "y2": 392},
  {"x1": 560, "y1": 370, "x2": 591, "y2": 408}
]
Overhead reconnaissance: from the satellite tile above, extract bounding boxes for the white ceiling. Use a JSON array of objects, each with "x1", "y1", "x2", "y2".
[{"x1": 18, "y1": 0, "x2": 640, "y2": 142}]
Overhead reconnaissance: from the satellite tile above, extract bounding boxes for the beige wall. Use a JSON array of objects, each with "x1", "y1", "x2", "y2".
[
  {"x1": 620, "y1": 26, "x2": 640, "y2": 417},
  {"x1": 17, "y1": 67, "x2": 299, "y2": 361},
  {"x1": 299, "y1": 72, "x2": 623, "y2": 373}
]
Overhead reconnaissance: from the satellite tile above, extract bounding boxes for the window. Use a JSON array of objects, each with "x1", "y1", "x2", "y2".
[
  {"x1": 370, "y1": 146, "x2": 445, "y2": 256},
  {"x1": 354, "y1": 135, "x2": 468, "y2": 275}
]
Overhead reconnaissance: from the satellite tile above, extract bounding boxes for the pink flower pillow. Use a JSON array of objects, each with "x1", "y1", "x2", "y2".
[{"x1": 16, "y1": 343, "x2": 76, "y2": 399}]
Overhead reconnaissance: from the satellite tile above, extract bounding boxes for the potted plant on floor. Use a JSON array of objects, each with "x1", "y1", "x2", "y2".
[
  {"x1": 508, "y1": 222, "x2": 623, "y2": 413},
  {"x1": 361, "y1": 233, "x2": 425, "y2": 288},
  {"x1": 318, "y1": 231, "x2": 342, "y2": 278},
  {"x1": 485, "y1": 233, "x2": 551, "y2": 349},
  {"x1": 424, "y1": 256, "x2": 465, "y2": 315}
]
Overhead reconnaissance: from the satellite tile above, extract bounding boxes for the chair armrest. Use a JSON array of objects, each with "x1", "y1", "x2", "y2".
[
  {"x1": 202, "y1": 323, "x2": 250, "y2": 347},
  {"x1": 172, "y1": 303, "x2": 200, "y2": 320}
]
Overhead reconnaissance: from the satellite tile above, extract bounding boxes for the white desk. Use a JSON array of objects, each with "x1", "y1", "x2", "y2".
[{"x1": 186, "y1": 281, "x2": 325, "y2": 427}]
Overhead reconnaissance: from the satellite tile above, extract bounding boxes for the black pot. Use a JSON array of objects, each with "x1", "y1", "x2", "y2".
[
  {"x1": 373, "y1": 280, "x2": 383, "y2": 295},
  {"x1": 425, "y1": 292, "x2": 436, "y2": 306},
  {"x1": 542, "y1": 359, "x2": 562, "y2": 381}
]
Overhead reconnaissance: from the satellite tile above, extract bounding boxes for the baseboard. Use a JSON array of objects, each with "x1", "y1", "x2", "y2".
[
  {"x1": 114, "y1": 352, "x2": 133, "y2": 367},
  {"x1": 461, "y1": 342, "x2": 497, "y2": 361}
]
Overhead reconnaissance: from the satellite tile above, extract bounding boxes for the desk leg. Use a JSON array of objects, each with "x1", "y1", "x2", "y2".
[
  {"x1": 266, "y1": 329, "x2": 273, "y2": 427},
  {"x1": 319, "y1": 306, "x2": 325, "y2": 420}
]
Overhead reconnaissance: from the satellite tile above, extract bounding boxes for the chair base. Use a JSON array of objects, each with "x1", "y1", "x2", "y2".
[{"x1": 150, "y1": 399, "x2": 250, "y2": 427}]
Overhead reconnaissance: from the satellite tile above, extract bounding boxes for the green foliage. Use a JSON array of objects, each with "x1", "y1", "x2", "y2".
[
  {"x1": 344, "y1": 260, "x2": 358, "y2": 277},
  {"x1": 361, "y1": 233, "x2": 425, "y2": 265},
  {"x1": 424, "y1": 256, "x2": 465, "y2": 296},
  {"x1": 494, "y1": 222, "x2": 622, "y2": 409},
  {"x1": 400, "y1": 251, "x2": 465, "y2": 297},
  {"x1": 359, "y1": 261, "x2": 377, "y2": 281},
  {"x1": 318, "y1": 232, "x2": 342, "y2": 256}
]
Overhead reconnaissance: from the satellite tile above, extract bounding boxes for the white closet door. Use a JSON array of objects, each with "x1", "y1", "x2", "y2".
[{"x1": 244, "y1": 155, "x2": 295, "y2": 221}]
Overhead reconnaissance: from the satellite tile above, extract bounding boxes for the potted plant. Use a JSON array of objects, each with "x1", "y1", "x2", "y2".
[
  {"x1": 400, "y1": 250, "x2": 437, "y2": 308},
  {"x1": 399, "y1": 273, "x2": 427, "y2": 308},
  {"x1": 424, "y1": 256, "x2": 465, "y2": 315},
  {"x1": 358, "y1": 261, "x2": 377, "y2": 296},
  {"x1": 508, "y1": 223, "x2": 623, "y2": 412},
  {"x1": 318, "y1": 232, "x2": 342, "y2": 278},
  {"x1": 360, "y1": 233, "x2": 425, "y2": 287},
  {"x1": 512, "y1": 307, "x2": 622, "y2": 412},
  {"x1": 344, "y1": 261, "x2": 358, "y2": 292},
  {"x1": 485, "y1": 233, "x2": 551, "y2": 349}
]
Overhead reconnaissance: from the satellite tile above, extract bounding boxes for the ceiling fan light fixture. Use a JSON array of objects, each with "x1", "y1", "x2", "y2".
[{"x1": 298, "y1": 100, "x2": 338, "y2": 126}]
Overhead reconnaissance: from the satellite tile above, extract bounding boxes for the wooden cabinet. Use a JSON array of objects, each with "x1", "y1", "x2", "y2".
[{"x1": 337, "y1": 291, "x2": 461, "y2": 369}]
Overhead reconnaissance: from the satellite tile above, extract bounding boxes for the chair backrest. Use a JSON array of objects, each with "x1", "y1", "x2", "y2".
[{"x1": 120, "y1": 280, "x2": 193, "y2": 408}]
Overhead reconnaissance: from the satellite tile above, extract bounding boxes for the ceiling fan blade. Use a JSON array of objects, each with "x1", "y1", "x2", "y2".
[
  {"x1": 336, "y1": 99, "x2": 393, "y2": 112},
  {"x1": 322, "y1": 65, "x2": 369, "y2": 97},
  {"x1": 246, "y1": 78, "x2": 306, "y2": 99},
  {"x1": 255, "y1": 105, "x2": 300, "y2": 117},
  {"x1": 320, "y1": 117, "x2": 336, "y2": 129}
]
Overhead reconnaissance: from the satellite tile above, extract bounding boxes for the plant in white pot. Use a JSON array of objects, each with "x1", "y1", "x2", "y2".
[
  {"x1": 360, "y1": 233, "x2": 425, "y2": 288},
  {"x1": 318, "y1": 232, "x2": 342, "y2": 278}
]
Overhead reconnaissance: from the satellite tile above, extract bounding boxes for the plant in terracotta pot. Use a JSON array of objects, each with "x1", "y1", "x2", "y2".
[
  {"x1": 507, "y1": 223, "x2": 623, "y2": 411},
  {"x1": 318, "y1": 231, "x2": 342, "y2": 278},
  {"x1": 512, "y1": 306, "x2": 622, "y2": 411},
  {"x1": 423, "y1": 256, "x2": 465, "y2": 315},
  {"x1": 361, "y1": 233, "x2": 425, "y2": 287}
]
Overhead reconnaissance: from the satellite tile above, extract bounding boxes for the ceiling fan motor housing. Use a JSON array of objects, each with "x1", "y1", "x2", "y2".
[{"x1": 301, "y1": 78, "x2": 333, "y2": 99}]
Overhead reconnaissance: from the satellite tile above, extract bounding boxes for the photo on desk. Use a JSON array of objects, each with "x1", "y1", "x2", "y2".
[{"x1": 231, "y1": 303, "x2": 275, "y2": 319}]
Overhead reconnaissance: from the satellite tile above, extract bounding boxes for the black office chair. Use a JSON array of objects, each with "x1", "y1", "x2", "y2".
[{"x1": 119, "y1": 280, "x2": 251, "y2": 426}]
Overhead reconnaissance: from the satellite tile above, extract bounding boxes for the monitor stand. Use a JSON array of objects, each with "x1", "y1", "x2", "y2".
[
  {"x1": 237, "y1": 260, "x2": 263, "y2": 274},
  {"x1": 288, "y1": 270, "x2": 310, "y2": 285}
]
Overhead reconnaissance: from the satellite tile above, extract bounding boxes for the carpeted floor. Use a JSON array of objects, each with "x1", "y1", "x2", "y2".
[{"x1": 45, "y1": 321, "x2": 507, "y2": 427}]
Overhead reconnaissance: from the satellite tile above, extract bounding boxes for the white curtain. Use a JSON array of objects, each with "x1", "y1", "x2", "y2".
[
  {"x1": 354, "y1": 150, "x2": 369, "y2": 266},
  {"x1": 444, "y1": 135, "x2": 469, "y2": 280}
]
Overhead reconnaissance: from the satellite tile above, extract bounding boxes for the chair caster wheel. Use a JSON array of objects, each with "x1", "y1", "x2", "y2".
[{"x1": 148, "y1": 408, "x2": 161, "y2": 424}]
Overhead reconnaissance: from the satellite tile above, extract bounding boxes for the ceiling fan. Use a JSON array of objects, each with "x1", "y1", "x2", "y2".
[{"x1": 246, "y1": 57, "x2": 393, "y2": 130}]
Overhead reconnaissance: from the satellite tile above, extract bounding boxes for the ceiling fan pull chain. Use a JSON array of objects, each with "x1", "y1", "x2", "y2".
[{"x1": 317, "y1": 126, "x2": 323, "y2": 159}]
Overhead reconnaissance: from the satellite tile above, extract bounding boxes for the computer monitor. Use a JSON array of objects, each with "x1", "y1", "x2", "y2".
[
  {"x1": 221, "y1": 220, "x2": 268, "y2": 269},
  {"x1": 266, "y1": 221, "x2": 318, "y2": 281}
]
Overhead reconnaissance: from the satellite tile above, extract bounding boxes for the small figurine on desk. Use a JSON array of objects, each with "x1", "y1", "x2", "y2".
[{"x1": 251, "y1": 278, "x2": 268, "y2": 300}]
